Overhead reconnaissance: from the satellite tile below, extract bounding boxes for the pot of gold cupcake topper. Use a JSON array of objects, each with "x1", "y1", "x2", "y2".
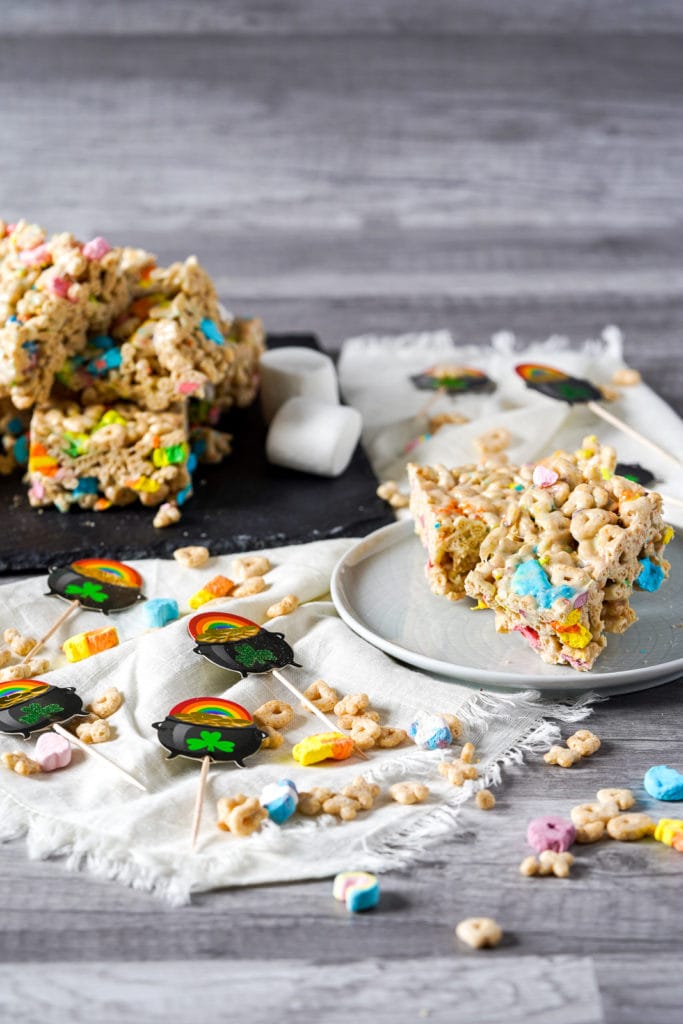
[
  {"x1": 411, "y1": 365, "x2": 495, "y2": 396},
  {"x1": 515, "y1": 362, "x2": 680, "y2": 467},
  {"x1": 187, "y1": 611, "x2": 369, "y2": 762},
  {"x1": 152, "y1": 696, "x2": 268, "y2": 848},
  {"x1": 0, "y1": 677, "x2": 146, "y2": 791}
]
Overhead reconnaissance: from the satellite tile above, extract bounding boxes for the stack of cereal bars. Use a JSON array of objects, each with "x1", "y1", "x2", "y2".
[
  {"x1": 409, "y1": 437, "x2": 673, "y2": 671},
  {"x1": 0, "y1": 220, "x2": 264, "y2": 526}
]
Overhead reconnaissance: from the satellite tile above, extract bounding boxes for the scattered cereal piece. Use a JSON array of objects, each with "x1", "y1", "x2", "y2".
[
  {"x1": 460, "y1": 742, "x2": 476, "y2": 764},
  {"x1": 265, "y1": 594, "x2": 299, "y2": 618},
  {"x1": 333, "y1": 871, "x2": 380, "y2": 912},
  {"x1": 455, "y1": 917, "x2": 502, "y2": 949},
  {"x1": 376, "y1": 480, "x2": 409, "y2": 508},
  {"x1": 0, "y1": 657, "x2": 50, "y2": 682},
  {"x1": 292, "y1": 732, "x2": 354, "y2": 766},
  {"x1": 566, "y1": 729, "x2": 601, "y2": 757},
  {"x1": 526, "y1": 816, "x2": 575, "y2": 852},
  {"x1": 302, "y1": 679, "x2": 338, "y2": 714},
  {"x1": 1, "y1": 751, "x2": 41, "y2": 776},
  {"x1": 599, "y1": 385, "x2": 620, "y2": 402},
  {"x1": 644, "y1": 765, "x2": 683, "y2": 802},
  {"x1": 606, "y1": 813, "x2": 656, "y2": 841},
  {"x1": 322, "y1": 794, "x2": 361, "y2": 821},
  {"x1": 342, "y1": 775, "x2": 381, "y2": 810},
  {"x1": 260, "y1": 779, "x2": 298, "y2": 824},
  {"x1": 428, "y1": 412, "x2": 470, "y2": 432},
  {"x1": 543, "y1": 745, "x2": 579, "y2": 768},
  {"x1": 476, "y1": 789, "x2": 496, "y2": 810},
  {"x1": 188, "y1": 575, "x2": 235, "y2": 609},
  {"x1": 612, "y1": 368, "x2": 642, "y2": 387},
  {"x1": 253, "y1": 700, "x2": 294, "y2": 731},
  {"x1": 153, "y1": 502, "x2": 181, "y2": 529},
  {"x1": 390, "y1": 781, "x2": 430, "y2": 805},
  {"x1": 0, "y1": 648, "x2": 11, "y2": 668},
  {"x1": 438, "y1": 759, "x2": 478, "y2": 787},
  {"x1": 35, "y1": 732, "x2": 71, "y2": 771},
  {"x1": 570, "y1": 800, "x2": 619, "y2": 827},
  {"x1": 63, "y1": 625, "x2": 118, "y2": 662},
  {"x1": 475, "y1": 427, "x2": 511, "y2": 455},
  {"x1": 654, "y1": 818, "x2": 683, "y2": 847},
  {"x1": 3, "y1": 627, "x2": 37, "y2": 657},
  {"x1": 520, "y1": 851, "x2": 574, "y2": 878},
  {"x1": 408, "y1": 710, "x2": 454, "y2": 750},
  {"x1": 348, "y1": 716, "x2": 382, "y2": 750},
  {"x1": 231, "y1": 555, "x2": 271, "y2": 581},
  {"x1": 519, "y1": 855, "x2": 540, "y2": 877},
  {"x1": 334, "y1": 693, "x2": 369, "y2": 718},
  {"x1": 377, "y1": 726, "x2": 408, "y2": 748},
  {"x1": 216, "y1": 794, "x2": 267, "y2": 836},
  {"x1": 575, "y1": 821, "x2": 605, "y2": 844},
  {"x1": 259, "y1": 725, "x2": 284, "y2": 750},
  {"x1": 440, "y1": 713, "x2": 463, "y2": 741},
  {"x1": 88, "y1": 686, "x2": 123, "y2": 719},
  {"x1": 596, "y1": 787, "x2": 635, "y2": 811},
  {"x1": 75, "y1": 718, "x2": 112, "y2": 744},
  {"x1": 337, "y1": 710, "x2": 381, "y2": 728},
  {"x1": 232, "y1": 576, "x2": 267, "y2": 598},
  {"x1": 173, "y1": 545, "x2": 210, "y2": 569},
  {"x1": 143, "y1": 597, "x2": 179, "y2": 629},
  {"x1": 297, "y1": 787, "x2": 334, "y2": 816}
]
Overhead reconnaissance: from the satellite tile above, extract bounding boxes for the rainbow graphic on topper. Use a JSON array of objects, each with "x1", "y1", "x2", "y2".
[
  {"x1": 0, "y1": 679, "x2": 49, "y2": 709},
  {"x1": 515, "y1": 363, "x2": 569, "y2": 384},
  {"x1": 71, "y1": 558, "x2": 143, "y2": 589},
  {"x1": 188, "y1": 611, "x2": 260, "y2": 643},
  {"x1": 169, "y1": 696, "x2": 253, "y2": 725}
]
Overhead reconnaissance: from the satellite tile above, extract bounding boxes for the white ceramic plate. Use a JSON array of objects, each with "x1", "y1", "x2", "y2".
[{"x1": 331, "y1": 520, "x2": 683, "y2": 695}]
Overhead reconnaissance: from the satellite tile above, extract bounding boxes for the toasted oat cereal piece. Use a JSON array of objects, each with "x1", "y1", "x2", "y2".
[
  {"x1": 377, "y1": 480, "x2": 410, "y2": 509},
  {"x1": 173, "y1": 545, "x2": 210, "y2": 569},
  {"x1": 440, "y1": 713, "x2": 463, "y2": 741},
  {"x1": 566, "y1": 729, "x2": 601, "y2": 757},
  {"x1": 377, "y1": 726, "x2": 408, "y2": 748},
  {"x1": 612, "y1": 368, "x2": 642, "y2": 387},
  {"x1": 253, "y1": 700, "x2": 294, "y2": 731},
  {"x1": 302, "y1": 679, "x2": 339, "y2": 714},
  {"x1": 455, "y1": 917, "x2": 502, "y2": 950},
  {"x1": 75, "y1": 718, "x2": 112, "y2": 744},
  {"x1": 334, "y1": 693, "x2": 369, "y2": 718},
  {"x1": 438, "y1": 759, "x2": 478, "y2": 787},
  {"x1": 348, "y1": 716, "x2": 382, "y2": 750},
  {"x1": 599, "y1": 384, "x2": 620, "y2": 402},
  {"x1": 266, "y1": 594, "x2": 299, "y2": 619},
  {"x1": 337, "y1": 710, "x2": 381, "y2": 730},
  {"x1": 476, "y1": 789, "x2": 496, "y2": 810},
  {"x1": 297, "y1": 787, "x2": 335, "y2": 816},
  {"x1": 88, "y1": 686, "x2": 123, "y2": 719},
  {"x1": 389, "y1": 781, "x2": 430, "y2": 805},
  {"x1": 475, "y1": 426, "x2": 511, "y2": 455},
  {"x1": 519, "y1": 855, "x2": 541, "y2": 877},
  {"x1": 259, "y1": 724, "x2": 284, "y2": 750},
  {"x1": 231, "y1": 555, "x2": 271, "y2": 581},
  {"x1": 606, "y1": 812, "x2": 656, "y2": 841},
  {"x1": 1, "y1": 751, "x2": 41, "y2": 776},
  {"x1": 216, "y1": 794, "x2": 267, "y2": 836},
  {"x1": 428, "y1": 412, "x2": 470, "y2": 432},
  {"x1": 153, "y1": 502, "x2": 181, "y2": 528},
  {"x1": 0, "y1": 657, "x2": 50, "y2": 682},
  {"x1": 342, "y1": 775, "x2": 381, "y2": 810},
  {"x1": 543, "y1": 745, "x2": 579, "y2": 768},
  {"x1": 460, "y1": 742, "x2": 476, "y2": 764},
  {"x1": 322, "y1": 794, "x2": 361, "y2": 821},
  {"x1": 596, "y1": 787, "x2": 635, "y2": 811},
  {"x1": 521, "y1": 851, "x2": 574, "y2": 878},
  {"x1": 3, "y1": 627, "x2": 36, "y2": 657},
  {"x1": 0, "y1": 648, "x2": 11, "y2": 668},
  {"x1": 575, "y1": 821, "x2": 606, "y2": 843},
  {"x1": 570, "y1": 800, "x2": 619, "y2": 827},
  {"x1": 232, "y1": 576, "x2": 267, "y2": 598}
]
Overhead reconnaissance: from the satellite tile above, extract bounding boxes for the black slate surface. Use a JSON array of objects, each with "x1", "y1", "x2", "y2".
[{"x1": 0, "y1": 335, "x2": 393, "y2": 573}]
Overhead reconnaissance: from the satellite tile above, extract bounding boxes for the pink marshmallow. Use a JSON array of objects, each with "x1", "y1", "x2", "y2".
[
  {"x1": 527, "y1": 815, "x2": 576, "y2": 853},
  {"x1": 532, "y1": 465, "x2": 559, "y2": 488},
  {"x1": 19, "y1": 243, "x2": 52, "y2": 266},
  {"x1": 177, "y1": 380, "x2": 199, "y2": 395},
  {"x1": 83, "y1": 236, "x2": 111, "y2": 260},
  {"x1": 50, "y1": 276, "x2": 76, "y2": 301},
  {"x1": 35, "y1": 731, "x2": 72, "y2": 772}
]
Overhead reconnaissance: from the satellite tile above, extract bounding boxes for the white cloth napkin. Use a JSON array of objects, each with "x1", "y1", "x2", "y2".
[
  {"x1": 338, "y1": 325, "x2": 683, "y2": 527},
  {"x1": 0, "y1": 538, "x2": 591, "y2": 903}
]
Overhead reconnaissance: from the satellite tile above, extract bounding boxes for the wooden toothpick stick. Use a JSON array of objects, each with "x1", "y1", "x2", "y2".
[
  {"x1": 587, "y1": 401, "x2": 681, "y2": 467},
  {"x1": 191, "y1": 755, "x2": 211, "y2": 850},
  {"x1": 21, "y1": 600, "x2": 80, "y2": 665},
  {"x1": 271, "y1": 668, "x2": 369, "y2": 761},
  {"x1": 52, "y1": 722, "x2": 148, "y2": 792}
]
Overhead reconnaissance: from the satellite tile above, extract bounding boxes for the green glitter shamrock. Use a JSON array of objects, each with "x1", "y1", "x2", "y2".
[
  {"x1": 65, "y1": 580, "x2": 108, "y2": 603},
  {"x1": 186, "y1": 731, "x2": 235, "y2": 754},
  {"x1": 18, "y1": 702, "x2": 63, "y2": 726},
  {"x1": 233, "y1": 642, "x2": 277, "y2": 670}
]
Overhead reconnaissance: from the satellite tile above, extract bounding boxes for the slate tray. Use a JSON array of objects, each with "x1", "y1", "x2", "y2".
[{"x1": 0, "y1": 334, "x2": 394, "y2": 573}]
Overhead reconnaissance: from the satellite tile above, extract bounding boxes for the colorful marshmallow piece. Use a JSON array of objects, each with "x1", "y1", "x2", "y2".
[
  {"x1": 644, "y1": 765, "x2": 683, "y2": 802},
  {"x1": 34, "y1": 731, "x2": 72, "y2": 771},
  {"x1": 532, "y1": 465, "x2": 559, "y2": 488},
  {"x1": 636, "y1": 558, "x2": 666, "y2": 593},
  {"x1": 526, "y1": 815, "x2": 576, "y2": 853},
  {"x1": 408, "y1": 711, "x2": 453, "y2": 750},
  {"x1": 143, "y1": 597, "x2": 179, "y2": 629},
  {"x1": 333, "y1": 871, "x2": 380, "y2": 913},
  {"x1": 188, "y1": 575, "x2": 235, "y2": 610},
  {"x1": 411, "y1": 365, "x2": 495, "y2": 395},
  {"x1": 654, "y1": 818, "x2": 683, "y2": 848},
  {"x1": 260, "y1": 779, "x2": 299, "y2": 824},
  {"x1": 292, "y1": 731, "x2": 355, "y2": 766},
  {"x1": 63, "y1": 625, "x2": 119, "y2": 663},
  {"x1": 82, "y1": 236, "x2": 112, "y2": 260}
]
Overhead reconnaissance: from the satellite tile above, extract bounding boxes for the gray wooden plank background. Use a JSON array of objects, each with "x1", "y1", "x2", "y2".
[{"x1": 0, "y1": 6, "x2": 681, "y2": 1021}]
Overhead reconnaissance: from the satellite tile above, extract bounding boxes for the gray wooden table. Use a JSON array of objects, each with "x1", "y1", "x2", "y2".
[{"x1": 0, "y1": 6, "x2": 682, "y2": 1022}]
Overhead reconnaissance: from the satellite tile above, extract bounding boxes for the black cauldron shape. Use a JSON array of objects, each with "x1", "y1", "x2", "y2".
[
  {"x1": 193, "y1": 628, "x2": 300, "y2": 678},
  {"x1": 152, "y1": 716, "x2": 268, "y2": 767},
  {"x1": 524, "y1": 374, "x2": 602, "y2": 406},
  {"x1": 0, "y1": 684, "x2": 87, "y2": 738},
  {"x1": 46, "y1": 564, "x2": 144, "y2": 613},
  {"x1": 411, "y1": 368, "x2": 495, "y2": 395}
]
